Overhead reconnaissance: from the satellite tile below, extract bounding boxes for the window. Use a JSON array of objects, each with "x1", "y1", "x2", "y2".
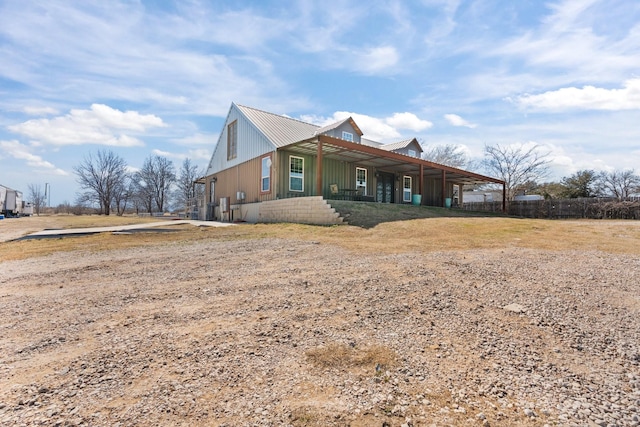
[
  {"x1": 408, "y1": 149, "x2": 417, "y2": 157},
  {"x1": 403, "y1": 176, "x2": 412, "y2": 202},
  {"x1": 227, "y1": 120, "x2": 237, "y2": 160},
  {"x1": 289, "y1": 156, "x2": 304, "y2": 192},
  {"x1": 261, "y1": 156, "x2": 271, "y2": 193},
  {"x1": 342, "y1": 131, "x2": 354, "y2": 142},
  {"x1": 356, "y1": 167, "x2": 367, "y2": 195}
]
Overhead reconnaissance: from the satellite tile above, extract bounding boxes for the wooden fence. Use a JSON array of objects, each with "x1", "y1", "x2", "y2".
[{"x1": 462, "y1": 197, "x2": 640, "y2": 219}]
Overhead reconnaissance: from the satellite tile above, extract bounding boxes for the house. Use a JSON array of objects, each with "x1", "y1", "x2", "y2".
[
  {"x1": 462, "y1": 190, "x2": 503, "y2": 203},
  {"x1": 199, "y1": 103, "x2": 504, "y2": 223}
]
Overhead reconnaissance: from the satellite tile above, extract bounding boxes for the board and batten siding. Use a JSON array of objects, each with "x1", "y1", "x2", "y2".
[
  {"x1": 206, "y1": 104, "x2": 275, "y2": 176},
  {"x1": 277, "y1": 150, "x2": 375, "y2": 199},
  {"x1": 207, "y1": 154, "x2": 278, "y2": 206}
]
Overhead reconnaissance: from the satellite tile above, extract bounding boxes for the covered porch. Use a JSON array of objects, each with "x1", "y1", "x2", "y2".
[{"x1": 280, "y1": 134, "x2": 506, "y2": 211}]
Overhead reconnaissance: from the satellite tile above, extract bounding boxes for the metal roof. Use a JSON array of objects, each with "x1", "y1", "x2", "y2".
[
  {"x1": 284, "y1": 135, "x2": 504, "y2": 186},
  {"x1": 236, "y1": 104, "x2": 319, "y2": 148},
  {"x1": 313, "y1": 116, "x2": 363, "y2": 136},
  {"x1": 360, "y1": 137, "x2": 383, "y2": 148},
  {"x1": 233, "y1": 104, "x2": 503, "y2": 186},
  {"x1": 379, "y1": 138, "x2": 422, "y2": 152}
]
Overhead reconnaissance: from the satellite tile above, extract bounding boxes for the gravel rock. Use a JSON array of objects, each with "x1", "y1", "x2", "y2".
[{"x1": 1, "y1": 238, "x2": 639, "y2": 426}]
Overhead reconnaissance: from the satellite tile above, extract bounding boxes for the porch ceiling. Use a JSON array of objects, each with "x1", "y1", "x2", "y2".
[{"x1": 283, "y1": 135, "x2": 504, "y2": 186}]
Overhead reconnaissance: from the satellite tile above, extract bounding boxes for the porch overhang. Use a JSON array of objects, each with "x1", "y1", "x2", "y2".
[{"x1": 282, "y1": 135, "x2": 504, "y2": 186}]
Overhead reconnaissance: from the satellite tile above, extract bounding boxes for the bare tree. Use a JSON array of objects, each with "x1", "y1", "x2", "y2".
[
  {"x1": 112, "y1": 173, "x2": 132, "y2": 216},
  {"x1": 73, "y1": 150, "x2": 128, "y2": 215},
  {"x1": 174, "y1": 158, "x2": 203, "y2": 213},
  {"x1": 56, "y1": 201, "x2": 72, "y2": 215},
  {"x1": 596, "y1": 169, "x2": 640, "y2": 199},
  {"x1": 422, "y1": 144, "x2": 472, "y2": 169},
  {"x1": 133, "y1": 155, "x2": 176, "y2": 213},
  {"x1": 27, "y1": 183, "x2": 46, "y2": 216},
  {"x1": 482, "y1": 143, "x2": 550, "y2": 202},
  {"x1": 132, "y1": 177, "x2": 155, "y2": 215}
]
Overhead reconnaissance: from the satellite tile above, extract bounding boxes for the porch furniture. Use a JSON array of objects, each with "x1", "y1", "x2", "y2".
[
  {"x1": 329, "y1": 184, "x2": 342, "y2": 199},
  {"x1": 342, "y1": 188, "x2": 359, "y2": 200}
]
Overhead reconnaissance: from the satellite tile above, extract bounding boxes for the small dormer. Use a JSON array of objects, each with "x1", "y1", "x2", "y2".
[
  {"x1": 380, "y1": 138, "x2": 423, "y2": 158},
  {"x1": 314, "y1": 117, "x2": 363, "y2": 143}
]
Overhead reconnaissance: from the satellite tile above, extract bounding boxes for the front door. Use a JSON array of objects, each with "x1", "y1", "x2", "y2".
[{"x1": 376, "y1": 173, "x2": 395, "y2": 203}]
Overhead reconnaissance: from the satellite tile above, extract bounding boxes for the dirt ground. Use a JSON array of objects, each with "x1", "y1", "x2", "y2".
[{"x1": 0, "y1": 216, "x2": 639, "y2": 426}]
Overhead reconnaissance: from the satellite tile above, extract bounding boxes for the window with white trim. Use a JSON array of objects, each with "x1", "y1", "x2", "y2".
[
  {"x1": 261, "y1": 156, "x2": 271, "y2": 192},
  {"x1": 356, "y1": 167, "x2": 367, "y2": 195},
  {"x1": 403, "y1": 176, "x2": 412, "y2": 202},
  {"x1": 408, "y1": 149, "x2": 417, "y2": 157},
  {"x1": 342, "y1": 131, "x2": 354, "y2": 142},
  {"x1": 289, "y1": 156, "x2": 304, "y2": 192}
]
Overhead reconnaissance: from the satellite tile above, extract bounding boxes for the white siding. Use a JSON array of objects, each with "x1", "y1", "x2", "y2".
[{"x1": 206, "y1": 104, "x2": 276, "y2": 176}]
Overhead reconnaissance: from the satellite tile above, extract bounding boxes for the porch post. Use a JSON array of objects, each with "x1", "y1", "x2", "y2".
[
  {"x1": 441, "y1": 170, "x2": 446, "y2": 207},
  {"x1": 419, "y1": 164, "x2": 424, "y2": 205},
  {"x1": 502, "y1": 182, "x2": 506, "y2": 212},
  {"x1": 316, "y1": 138, "x2": 323, "y2": 197}
]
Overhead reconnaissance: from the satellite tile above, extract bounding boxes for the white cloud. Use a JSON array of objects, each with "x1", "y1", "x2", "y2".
[
  {"x1": 189, "y1": 148, "x2": 213, "y2": 161},
  {"x1": 8, "y1": 104, "x2": 166, "y2": 147},
  {"x1": 357, "y1": 46, "x2": 399, "y2": 73},
  {"x1": 23, "y1": 106, "x2": 59, "y2": 116},
  {"x1": 302, "y1": 110, "x2": 432, "y2": 142},
  {"x1": 81, "y1": 104, "x2": 165, "y2": 131},
  {"x1": 444, "y1": 113, "x2": 477, "y2": 128},
  {"x1": 0, "y1": 140, "x2": 68, "y2": 175},
  {"x1": 514, "y1": 78, "x2": 640, "y2": 111},
  {"x1": 151, "y1": 149, "x2": 176, "y2": 158},
  {"x1": 467, "y1": 1, "x2": 640, "y2": 99},
  {"x1": 386, "y1": 112, "x2": 433, "y2": 131},
  {"x1": 151, "y1": 148, "x2": 211, "y2": 162},
  {"x1": 171, "y1": 133, "x2": 218, "y2": 147}
]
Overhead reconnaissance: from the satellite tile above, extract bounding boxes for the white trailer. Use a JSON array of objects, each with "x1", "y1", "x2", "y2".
[
  {"x1": 22, "y1": 201, "x2": 34, "y2": 216},
  {"x1": 0, "y1": 185, "x2": 6, "y2": 212},
  {"x1": 1, "y1": 184, "x2": 24, "y2": 217}
]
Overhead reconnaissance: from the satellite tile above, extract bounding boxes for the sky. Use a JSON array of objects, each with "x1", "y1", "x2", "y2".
[{"x1": 1, "y1": 0, "x2": 639, "y2": 206}]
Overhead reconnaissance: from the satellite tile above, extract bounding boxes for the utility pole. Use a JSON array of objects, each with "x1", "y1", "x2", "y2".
[{"x1": 44, "y1": 183, "x2": 50, "y2": 208}]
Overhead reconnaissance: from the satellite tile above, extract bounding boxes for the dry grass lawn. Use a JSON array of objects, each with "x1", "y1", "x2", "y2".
[{"x1": 2, "y1": 215, "x2": 639, "y2": 260}]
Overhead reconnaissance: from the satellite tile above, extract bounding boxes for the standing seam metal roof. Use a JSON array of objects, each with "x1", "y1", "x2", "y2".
[
  {"x1": 313, "y1": 116, "x2": 363, "y2": 136},
  {"x1": 236, "y1": 104, "x2": 319, "y2": 148},
  {"x1": 236, "y1": 104, "x2": 419, "y2": 153},
  {"x1": 379, "y1": 139, "x2": 422, "y2": 152}
]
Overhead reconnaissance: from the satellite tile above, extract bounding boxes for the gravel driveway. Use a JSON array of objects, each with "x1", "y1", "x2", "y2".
[{"x1": 1, "y1": 232, "x2": 639, "y2": 426}]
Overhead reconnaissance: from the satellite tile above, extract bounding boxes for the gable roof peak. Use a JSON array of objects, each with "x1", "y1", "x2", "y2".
[
  {"x1": 313, "y1": 116, "x2": 363, "y2": 137},
  {"x1": 233, "y1": 103, "x2": 319, "y2": 148},
  {"x1": 380, "y1": 138, "x2": 423, "y2": 152}
]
